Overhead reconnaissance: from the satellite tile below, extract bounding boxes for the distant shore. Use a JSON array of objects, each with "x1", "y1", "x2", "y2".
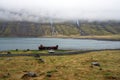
[
  {"x1": 40, "y1": 35, "x2": 120, "y2": 41},
  {"x1": 0, "y1": 35, "x2": 120, "y2": 41}
]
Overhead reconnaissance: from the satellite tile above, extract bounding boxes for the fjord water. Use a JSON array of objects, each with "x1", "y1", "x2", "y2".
[{"x1": 0, "y1": 38, "x2": 120, "y2": 51}]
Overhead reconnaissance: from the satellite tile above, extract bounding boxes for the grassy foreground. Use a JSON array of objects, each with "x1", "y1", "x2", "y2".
[{"x1": 0, "y1": 50, "x2": 120, "y2": 80}]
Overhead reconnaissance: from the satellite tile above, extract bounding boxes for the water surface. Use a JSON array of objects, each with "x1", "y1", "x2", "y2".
[{"x1": 0, "y1": 38, "x2": 120, "y2": 51}]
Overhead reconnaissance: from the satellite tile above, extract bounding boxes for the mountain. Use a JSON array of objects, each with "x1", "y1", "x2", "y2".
[{"x1": 0, "y1": 21, "x2": 120, "y2": 37}]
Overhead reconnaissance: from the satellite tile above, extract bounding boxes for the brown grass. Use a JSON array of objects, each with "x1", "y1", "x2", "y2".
[{"x1": 0, "y1": 50, "x2": 120, "y2": 80}]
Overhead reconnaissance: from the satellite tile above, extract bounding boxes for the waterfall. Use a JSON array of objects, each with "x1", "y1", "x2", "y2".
[
  {"x1": 76, "y1": 20, "x2": 80, "y2": 27},
  {"x1": 50, "y1": 18, "x2": 54, "y2": 36}
]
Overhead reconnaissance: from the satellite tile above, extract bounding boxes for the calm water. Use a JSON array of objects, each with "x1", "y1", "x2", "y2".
[{"x1": 0, "y1": 38, "x2": 120, "y2": 51}]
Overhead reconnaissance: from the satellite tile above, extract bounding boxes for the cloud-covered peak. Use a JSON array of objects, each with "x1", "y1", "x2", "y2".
[{"x1": 0, "y1": 0, "x2": 120, "y2": 22}]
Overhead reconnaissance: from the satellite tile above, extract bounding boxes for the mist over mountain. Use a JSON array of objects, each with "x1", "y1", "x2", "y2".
[
  {"x1": 0, "y1": 0, "x2": 120, "y2": 22},
  {"x1": 0, "y1": 0, "x2": 120, "y2": 37}
]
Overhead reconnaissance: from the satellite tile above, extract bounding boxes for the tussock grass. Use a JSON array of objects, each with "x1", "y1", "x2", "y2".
[{"x1": 0, "y1": 50, "x2": 120, "y2": 80}]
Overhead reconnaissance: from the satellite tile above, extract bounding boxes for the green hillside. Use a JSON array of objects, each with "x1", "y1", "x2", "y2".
[{"x1": 0, "y1": 21, "x2": 120, "y2": 37}]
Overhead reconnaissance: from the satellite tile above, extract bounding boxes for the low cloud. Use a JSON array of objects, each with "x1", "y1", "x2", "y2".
[{"x1": 0, "y1": 0, "x2": 120, "y2": 22}]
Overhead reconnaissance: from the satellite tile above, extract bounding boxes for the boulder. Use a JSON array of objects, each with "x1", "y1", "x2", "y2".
[
  {"x1": 27, "y1": 72, "x2": 37, "y2": 77},
  {"x1": 91, "y1": 62, "x2": 100, "y2": 67},
  {"x1": 21, "y1": 72, "x2": 37, "y2": 79}
]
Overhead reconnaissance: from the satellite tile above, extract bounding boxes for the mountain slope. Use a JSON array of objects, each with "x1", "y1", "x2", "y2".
[{"x1": 0, "y1": 21, "x2": 120, "y2": 37}]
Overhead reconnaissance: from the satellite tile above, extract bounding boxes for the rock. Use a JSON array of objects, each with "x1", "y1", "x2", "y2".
[
  {"x1": 23, "y1": 71, "x2": 28, "y2": 72},
  {"x1": 6, "y1": 58, "x2": 12, "y2": 61},
  {"x1": 27, "y1": 72, "x2": 37, "y2": 77},
  {"x1": 91, "y1": 62, "x2": 103, "y2": 70},
  {"x1": 7, "y1": 52, "x2": 11, "y2": 54},
  {"x1": 3, "y1": 73, "x2": 10, "y2": 78},
  {"x1": 46, "y1": 72, "x2": 52, "y2": 77},
  {"x1": 99, "y1": 68, "x2": 102, "y2": 70},
  {"x1": 0, "y1": 73, "x2": 10, "y2": 78},
  {"x1": 21, "y1": 72, "x2": 37, "y2": 79},
  {"x1": 38, "y1": 58, "x2": 44, "y2": 63},
  {"x1": 34, "y1": 54, "x2": 40, "y2": 58},
  {"x1": 91, "y1": 62, "x2": 100, "y2": 67}
]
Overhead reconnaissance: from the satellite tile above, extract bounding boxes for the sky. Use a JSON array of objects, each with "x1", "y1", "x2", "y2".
[{"x1": 0, "y1": 0, "x2": 120, "y2": 22}]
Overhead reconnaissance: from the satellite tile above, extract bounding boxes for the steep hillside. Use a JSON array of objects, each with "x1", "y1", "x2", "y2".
[{"x1": 0, "y1": 21, "x2": 120, "y2": 37}]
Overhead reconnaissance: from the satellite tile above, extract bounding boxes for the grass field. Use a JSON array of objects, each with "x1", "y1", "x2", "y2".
[{"x1": 0, "y1": 50, "x2": 120, "y2": 80}]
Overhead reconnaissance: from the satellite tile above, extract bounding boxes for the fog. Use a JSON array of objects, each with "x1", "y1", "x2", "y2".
[{"x1": 0, "y1": 0, "x2": 120, "y2": 22}]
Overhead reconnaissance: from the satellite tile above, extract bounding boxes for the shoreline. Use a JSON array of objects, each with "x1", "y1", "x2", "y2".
[
  {"x1": 0, "y1": 49, "x2": 120, "y2": 57},
  {"x1": 0, "y1": 35, "x2": 120, "y2": 41},
  {"x1": 43, "y1": 35, "x2": 120, "y2": 41},
  {"x1": 0, "y1": 48, "x2": 120, "y2": 52}
]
